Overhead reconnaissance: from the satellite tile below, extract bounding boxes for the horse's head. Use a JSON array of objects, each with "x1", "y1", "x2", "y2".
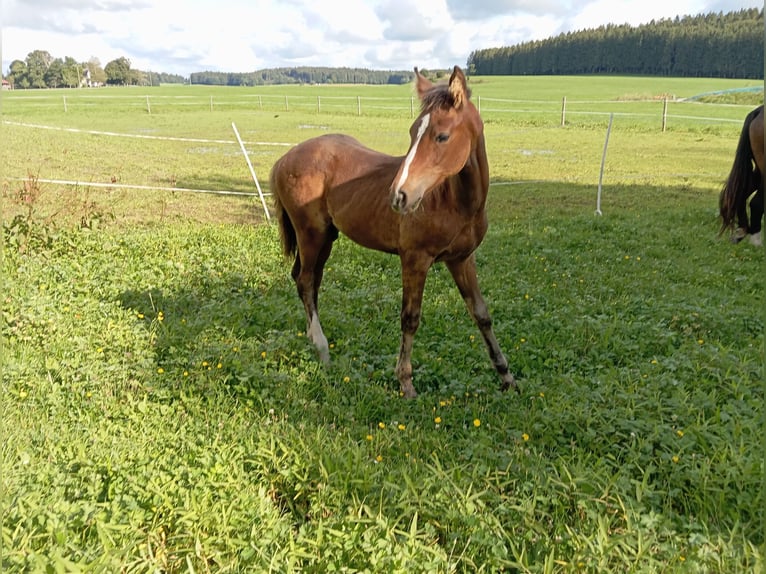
[{"x1": 390, "y1": 65, "x2": 483, "y2": 214}]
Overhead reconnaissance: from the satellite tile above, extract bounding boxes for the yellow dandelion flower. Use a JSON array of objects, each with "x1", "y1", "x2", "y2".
[
  {"x1": 539, "y1": 392, "x2": 544, "y2": 398},
  {"x1": 202, "y1": 361, "x2": 209, "y2": 367},
  {"x1": 378, "y1": 422, "x2": 385, "y2": 429},
  {"x1": 522, "y1": 433, "x2": 530, "y2": 441},
  {"x1": 366, "y1": 434, "x2": 373, "y2": 441},
  {"x1": 697, "y1": 339, "x2": 704, "y2": 345},
  {"x1": 375, "y1": 455, "x2": 383, "y2": 463},
  {"x1": 97, "y1": 347, "x2": 104, "y2": 353},
  {"x1": 260, "y1": 351, "x2": 267, "y2": 359},
  {"x1": 434, "y1": 416, "x2": 442, "y2": 424},
  {"x1": 183, "y1": 371, "x2": 189, "y2": 377},
  {"x1": 676, "y1": 429, "x2": 684, "y2": 437},
  {"x1": 343, "y1": 376, "x2": 350, "y2": 383},
  {"x1": 329, "y1": 343, "x2": 335, "y2": 349},
  {"x1": 672, "y1": 455, "x2": 679, "y2": 463},
  {"x1": 216, "y1": 362, "x2": 222, "y2": 369},
  {"x1": 137, "y1": 313, "x2": 145, "y2": 319},
  {"x1": 398, "y1": 424, "x2": 406, "y2": 431},
  {"x1": 439, "y1": 400, "x2": 447, "y2": 407},
  {"x1": 157, "y1": 367, "x2": 164, "y2": 374},
  {"x1": 473, "y1": 418, "x2": 481, "y2": 427},
  {"x1": 18, "y1": 390, "x2": 28, "y2": 398}
]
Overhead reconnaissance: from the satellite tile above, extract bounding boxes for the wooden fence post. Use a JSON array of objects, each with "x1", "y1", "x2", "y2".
[{"x1": 561, "y1": 96, "x2": 566, "y2": 126}]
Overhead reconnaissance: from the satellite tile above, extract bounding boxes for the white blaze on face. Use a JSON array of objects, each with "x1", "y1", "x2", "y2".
[{"x1": 395, "y1": 113, "x2": 430, "y2": 193}]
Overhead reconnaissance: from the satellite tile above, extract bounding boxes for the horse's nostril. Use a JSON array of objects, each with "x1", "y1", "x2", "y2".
[{"x1": 393, "y1": 190, "x2": 407, "y2": 211}]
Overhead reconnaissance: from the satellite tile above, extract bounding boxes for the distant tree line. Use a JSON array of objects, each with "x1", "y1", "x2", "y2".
[
  {"x1": 190, "y1": 67, "x2": 418, "y2": 86},
  {"x1": 4, "y1": 51, "x2": 186, "y2": 89},
  {"x1": 467, "y1": 8, "x2": 763, "y2": 78}
]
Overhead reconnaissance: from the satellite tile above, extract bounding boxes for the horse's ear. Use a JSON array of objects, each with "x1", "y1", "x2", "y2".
[
  {"x1": 448, "y1": 65, "x2": 468, "y2": 110},
  {"x1": 414, "y1": 67, "x2": 433, "y2": 98}
]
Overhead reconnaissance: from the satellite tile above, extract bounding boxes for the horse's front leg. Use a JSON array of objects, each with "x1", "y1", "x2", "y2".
[
  {"x1": 396, "y1": 255, "x2": 431, "y2": 398},
  {"x1": 446, "y1": 255, "x2": 519, "y2": 393}
]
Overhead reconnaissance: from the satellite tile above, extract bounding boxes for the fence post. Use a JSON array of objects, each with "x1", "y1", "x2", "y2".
[
  {"x1": 561, "y1": 96, "x2": 566, "y2": 126},
  {"x1": 146, "y1": 95, "x2": 151, "y2": 114},
  {"x1": 285, "y1": 95, "x2": 289, "y2": 111},
  {"x1": 232, "y1": 122, "x2": 271, "y2": 222},
  {"x1": 210, "y1": 96, "x2": 213, "y2": 112},
  {"x1": 662, "y1": 98, "x2": 668, "y2": 132},
  {"x1": 63, "y1": 95, "x2": 67, "y2": 113},
  {"x1": 596, "y1": 113, "x2": 614, "y2": 216},
  {"x1": 258, "y1": 95, "x2": 262, "y2": 110},
  {"x1": 477, "y1": 95, "x2": 481, "y2": 114},
  {"x1": 317, "y1": 95, "x2": 321, "y2": 113},
  {"x1": 357, "y1": 95, "x2": 361, "y2": 116}
]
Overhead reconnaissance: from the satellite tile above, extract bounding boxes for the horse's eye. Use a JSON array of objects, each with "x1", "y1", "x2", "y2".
[{"x1": 435, "y1": 133, "x2": 449, "y2": 143}]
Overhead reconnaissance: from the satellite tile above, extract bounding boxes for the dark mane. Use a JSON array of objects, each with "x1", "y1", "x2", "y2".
[{"x1": 420, "y1": 83, "x2": 472, "y2": 112}]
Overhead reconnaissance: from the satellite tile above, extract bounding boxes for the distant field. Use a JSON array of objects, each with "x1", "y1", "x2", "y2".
[
  {"x1": 2, "y1": 75, "x2": 763, "y2": 572},
  {"x1": 1, "y1": 75, "x2": 762, "y2": 224}
]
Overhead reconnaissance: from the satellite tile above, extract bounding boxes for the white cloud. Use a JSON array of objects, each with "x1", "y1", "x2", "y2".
[{"x1": 1, "y1": 0, "x2": 762, "y2": 76}]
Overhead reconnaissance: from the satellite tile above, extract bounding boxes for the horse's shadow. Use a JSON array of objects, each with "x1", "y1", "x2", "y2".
[{"x1": 115, "y1": 241, "x2": 407, "y2": 406}]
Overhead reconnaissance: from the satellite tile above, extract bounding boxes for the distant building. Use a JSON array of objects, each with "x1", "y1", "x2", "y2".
[{"x1": 1, "y1": 79, "x2": 11, "y2": 90}]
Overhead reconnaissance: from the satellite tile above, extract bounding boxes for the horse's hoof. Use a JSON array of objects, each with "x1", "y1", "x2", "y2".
[
  {"x1": 749, "y1": 232, "x2": 762, "y2": 246},
  {"x1": 500, "y1": 377, "x2": 520, "y2": 394},
  {"x1": 400, "y1": 384, "x2": 418, "y2": 399},
  {"x1": 730, "y1": 228, "x2": 747, "y2": 243}
]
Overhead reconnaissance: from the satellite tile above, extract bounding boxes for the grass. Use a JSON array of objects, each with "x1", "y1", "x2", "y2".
[{"x1": 2, "y1": 76, "x2": 764, "y2": 572}]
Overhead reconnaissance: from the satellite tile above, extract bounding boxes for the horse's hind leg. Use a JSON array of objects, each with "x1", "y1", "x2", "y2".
[
  {"x1": 446, "y1": 255, "x2": 518, "y2": 393},
  {"x1": 749, "y1": 188, "x2": 763, "y2": 246},
  {"x1": 293, "y1": 227, "x2": 336, "y2": 363}
]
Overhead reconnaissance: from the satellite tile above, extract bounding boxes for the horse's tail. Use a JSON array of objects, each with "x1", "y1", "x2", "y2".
[
  {"x1": 719, "y1": 106, "x2": 761, "y2": 235},
  {"x1": 270, "y1": 160, "x2": 298, "y2": 260}
]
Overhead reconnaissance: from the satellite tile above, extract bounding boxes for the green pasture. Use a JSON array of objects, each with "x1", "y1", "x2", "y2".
[{"x1": 1, "y1": 75, "x2": 764, "y2": 572}]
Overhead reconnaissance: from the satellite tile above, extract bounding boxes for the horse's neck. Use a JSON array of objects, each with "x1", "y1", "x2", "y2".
[{"x1": 451, "y1": 134, "x2": 489, "y2": 215}]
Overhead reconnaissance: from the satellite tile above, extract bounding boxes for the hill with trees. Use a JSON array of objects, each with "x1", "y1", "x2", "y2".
[
  {"x1": 189, "y1": 67, "x2": 416, "y2": 86},
  {"x1": 467, "y1": 8, "x2": 763, "y2": 78}
]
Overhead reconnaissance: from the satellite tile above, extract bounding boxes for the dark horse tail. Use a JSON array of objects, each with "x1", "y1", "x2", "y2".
[
  {"x1": 719, "y1": 106, "x2": 762, "y2": 235},
  {"x1": 270, "y1": 159, "x2": 298, "y2": 260}
]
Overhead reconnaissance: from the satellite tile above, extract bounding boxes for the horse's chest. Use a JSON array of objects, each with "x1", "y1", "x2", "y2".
[{"x1": 435, "y1": 217, "x2": 487, "y2": 261}]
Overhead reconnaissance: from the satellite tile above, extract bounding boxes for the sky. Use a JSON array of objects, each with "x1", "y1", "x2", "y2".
[{"x1": 1, "y1": 0, "x2": 762, "y2": 77}]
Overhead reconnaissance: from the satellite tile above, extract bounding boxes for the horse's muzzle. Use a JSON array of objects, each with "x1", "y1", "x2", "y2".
[{"x1": 391, "y1": 188, "x2": 408, "y2": 213}]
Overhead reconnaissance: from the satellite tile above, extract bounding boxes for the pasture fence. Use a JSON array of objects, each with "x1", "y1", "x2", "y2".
[
  {"x1": 3, "y1": 91, "x2": 753, "y2": 131},
  {"x1": 3, "y1": 89, "x2": 756, "y2": 216}
]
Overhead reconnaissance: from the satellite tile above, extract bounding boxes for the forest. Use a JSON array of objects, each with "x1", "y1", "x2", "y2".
[
  {"x1": 467, "y1": 8, "x2": 763, "y2": 78},
  {"x1": 189, "y1": 67, "x2": 416, "y2": 86}
]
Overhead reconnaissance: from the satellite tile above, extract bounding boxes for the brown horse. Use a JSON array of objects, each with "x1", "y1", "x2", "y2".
[
  {"x1": 719, "y1": 104, "x2": 764, "y2": 246},
  {"x1": 270, "y1": 65, "x2": 517, "y2": 398}
]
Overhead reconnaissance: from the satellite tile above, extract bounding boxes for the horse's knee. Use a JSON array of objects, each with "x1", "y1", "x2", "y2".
[{"x1": 400, "y1": 309, "x2": 421, "y2": 334}]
